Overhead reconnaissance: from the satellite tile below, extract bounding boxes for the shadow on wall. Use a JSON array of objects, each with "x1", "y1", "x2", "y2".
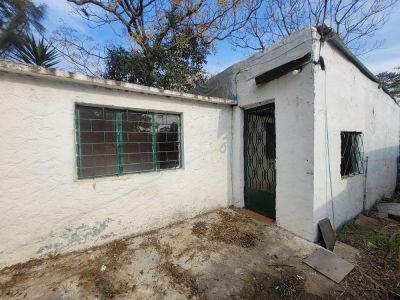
[
  {"x1": 313, "y1": 145, "x2": 398, "y2": 240},
  {"x1": 217, "y1": 108, "x2": 234, "y2": 207}
]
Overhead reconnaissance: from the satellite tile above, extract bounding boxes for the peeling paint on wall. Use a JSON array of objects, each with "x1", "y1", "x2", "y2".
[
  {"x1": 37, "y1": 218, "x2": 113, "y2": 254},
  {"x1": 0, "y1": 70, "x2": 232, "y2": 268}
]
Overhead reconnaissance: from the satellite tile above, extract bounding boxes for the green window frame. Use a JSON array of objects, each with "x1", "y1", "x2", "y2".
[
  {"x1": 75, "y1": 104, "x2": 182, "y2": 179},
  {"x1": 340, "y1": 131, "x2": 364, "y2": 177}
]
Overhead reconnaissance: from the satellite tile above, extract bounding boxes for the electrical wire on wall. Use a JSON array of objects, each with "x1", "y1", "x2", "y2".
[
  {"x1": 323, "y1": 59, "x2": 335, "y2": 231},
  {"x1": 320, "y1": 0, "x2": 336, "y2": 231}
]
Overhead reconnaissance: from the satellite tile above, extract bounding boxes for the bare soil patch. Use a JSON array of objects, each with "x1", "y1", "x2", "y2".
[
  {"x1": 75, "y1": 239, "x2": 132, "y2": 298},
  {"x1": 0, "y1": 239, "x2": 134, "y2": 299},
  {"x1": 191, "y1": 210, "x2": 259, "y2": 248},
  {"x1": 209, "y1": 210, "x2": 258, "y2": 248},
  {"x1": 331, "y1": 205, "x2": 400, "y2": 299},
  {"x1": 159, "y1": 262, "x2": 200, "y2": 298},
  {"x1": 191, "y1": 221, "x2": 208, "y2": 237},
  {"x1": 0, "y1": 209, "x2": 332, "y2": 299}
]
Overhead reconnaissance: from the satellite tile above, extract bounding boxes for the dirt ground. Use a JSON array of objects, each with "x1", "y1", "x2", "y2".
[
  {"x1": 0, "y1": 209, "x2": 334, "y2": 299},
  {"x1": 0, "y1": 208, "x2": 398, "y2": 299},
  {"x1": 334, "y1": 205, "x2": 400, "y2": 299}
]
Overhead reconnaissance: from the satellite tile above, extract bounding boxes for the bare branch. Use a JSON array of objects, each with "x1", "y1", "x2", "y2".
[
  {"x1": 229, "y1": 0, "x2": 399, "y2": 55},
  {"x1": 46, "y1": 25, "x2": 107, "y2": 76}
]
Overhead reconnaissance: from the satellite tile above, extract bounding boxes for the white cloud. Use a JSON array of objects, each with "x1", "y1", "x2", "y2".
[
  {"x1": 360, "y1": 6, "x2": 400, "y2": 73},
  {"x1": 363, "y1": 43, "x2": 400, "y2": 73},
  {"x1": 366, "y1": 57, "x2": 400, "y2": 73},
  {"x1": 33, "y1": 0, "x2": 87, "y2": 32},
  {"x1": 36, "y1": 0, "x2": 72, "y2": 11},
  {"x1": 206, "y1": 60, "x2": 238, "y2": 75}
]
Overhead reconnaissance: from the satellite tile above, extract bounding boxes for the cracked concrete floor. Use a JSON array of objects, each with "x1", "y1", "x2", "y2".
[{"x1": 0, "y1": 209, "x2": 335, "y2": 299}]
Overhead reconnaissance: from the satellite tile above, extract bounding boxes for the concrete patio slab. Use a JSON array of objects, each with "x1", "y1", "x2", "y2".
[{"x1": 0, "y1": 209, "x2": 335, "y2": 299}]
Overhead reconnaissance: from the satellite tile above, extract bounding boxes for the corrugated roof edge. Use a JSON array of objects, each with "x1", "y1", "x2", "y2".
[{"x1": 0, "y1": 60, "x2": 235, "y2": 106}]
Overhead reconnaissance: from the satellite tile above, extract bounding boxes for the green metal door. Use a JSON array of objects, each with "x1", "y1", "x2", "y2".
[{"x1": 244, "y1": 103, "x2": 276, "y2": 218}]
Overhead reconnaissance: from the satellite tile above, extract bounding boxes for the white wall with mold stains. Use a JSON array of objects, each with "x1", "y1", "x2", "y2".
[
  {"x1": 312, "y1": 40, "x2": 400, "y2": 239},
  {"x1": 229, "y1": 28, "x2": 317, "y2": 241},
  {"x1": 219, "y1": 26, "x2": 399, "y2": 242},
  {"x1": 0, "y1": 71, "x2": 234, "y2": 268},
  {"x1": 0, "y1": 26, "x2": 399, "y2": 267}
]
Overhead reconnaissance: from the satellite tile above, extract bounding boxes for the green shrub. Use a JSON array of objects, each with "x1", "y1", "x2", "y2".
[{"x1": 369, "y1": 234, "x2": 390, "y2": 249}]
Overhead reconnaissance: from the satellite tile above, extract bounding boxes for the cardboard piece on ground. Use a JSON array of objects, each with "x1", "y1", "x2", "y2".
[
  {"x1": 333, "y1": 241, "x2": 360, "y2": 265},
  {"x1": 318, "y1": 218, "x2": 335, "y2": 251},
  {"x1": 304, "y1": 248, "x2": 354, "y2": 283},
  {"x1": 377, "y1": 203, "x2": 400, "y2": 218},
  {"x1": 354, "y1": 214, "x2": 381, "y2": 231}
]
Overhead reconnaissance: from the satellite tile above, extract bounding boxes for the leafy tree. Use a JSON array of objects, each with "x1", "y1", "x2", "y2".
[
  {"x1": 67, "y1": 0, "x2": 257, "y2": 90},
  {"x1": 104, "y1": 26, "x2": 208, "y2": 91},
  {"x1": 12, "y1": 35, "x2": 60, "y2": 68},
  {"x1": 0, "y1": 0, "x2": 46, "y2": 57},
  {"x1": 377, "y1": 67, "x2": 400, "y2": 102}
]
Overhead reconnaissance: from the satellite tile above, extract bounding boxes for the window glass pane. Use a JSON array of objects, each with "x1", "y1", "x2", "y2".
[
  {"x1": 77, "y1": 106, "x2": 118, "y2": 178},
  {"x1": 123, "y1": 111, "x2": 152, "y2": 133},
  {"x1": 156, "y1": 113, "x2": 181, "y2": 170},
  {"x1": 79, "y1": 106, "x2": 103, "y2": 120},
  {"x1": 340, "y1": 132, "x2": 364, "y2": 177},
  {"x1": 76, "y1": 106, "x2": 181, "y2": 178},
  {"x1": 122, "y1": 111, "x2": 154, "y2": 173}
]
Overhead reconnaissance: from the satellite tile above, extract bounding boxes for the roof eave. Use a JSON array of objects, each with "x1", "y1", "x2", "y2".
[
  {"x1": 0, "y1": 60, "x2": 236, "y2": 106},
  {"x1": 254, "y1": 52, "x2": 312, "y2": 85},
  {"x1": 325, "y1": 33, "x2": 397, "y2": 103}
]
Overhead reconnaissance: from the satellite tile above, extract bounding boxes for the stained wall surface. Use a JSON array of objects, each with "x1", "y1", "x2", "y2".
[
  {"x1": 0, "y1": 71, "x2": 233, "y2": 267},
  {"x1": 229, "y1": 28, "x2": 317, "y2": 240},
  {"x1": 312, "y1": 40, "x2": 400, "y2": 239}
]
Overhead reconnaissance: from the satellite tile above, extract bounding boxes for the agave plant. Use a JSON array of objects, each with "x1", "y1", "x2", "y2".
[{"x1": 12, "y1": 35, "x2": 59, "y2": 68}]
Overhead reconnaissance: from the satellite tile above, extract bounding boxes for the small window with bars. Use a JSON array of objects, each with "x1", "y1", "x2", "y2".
[
  {"x1": 340, "y1": 131, "x2": 364, "y2": 177},
  {"x1": 75, "y1": 105, "x2": 181, "y2": 179}
]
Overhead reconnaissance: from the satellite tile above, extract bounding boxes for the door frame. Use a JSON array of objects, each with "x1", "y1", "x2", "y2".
[{"x1": 243, "y1": 102, "x2": 276, "y2": 219}]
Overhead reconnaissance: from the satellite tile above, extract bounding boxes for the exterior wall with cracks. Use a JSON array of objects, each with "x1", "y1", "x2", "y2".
[
  {"x1": 312, "y1": 39, "x2": 400, "y2": 240},
  {"x1": 0, "y1": 26, "x2": 399, "y2": 267},
  {"x1": 0, "y1": 70, "x2": 234, "y2": 268},
  {"x1": 229, "y1": 28, "x2": 317, "y2": 241}
]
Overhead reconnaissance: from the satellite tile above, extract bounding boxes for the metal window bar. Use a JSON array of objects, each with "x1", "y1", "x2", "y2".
[
  {"x1": 75, "y1": 109, "x2": 82, "y2": 178},
  {"x1": 75, "y1": 105, "x2": 181, "y2": 179},
  {"x1": 340, "y1": 132, "x2": 364, "y2": 177},
  {"x1": 245, "y1": 105, "x2": 276, "y2": 193}
]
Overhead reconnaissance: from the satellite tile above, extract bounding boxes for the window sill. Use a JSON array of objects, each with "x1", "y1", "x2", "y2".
[
  {"x1": 341, "y1": 172, "x2": 364, "y2": 179},
  {"x1": 74, "y1": 167, "x2": 184, "y2": 183}
]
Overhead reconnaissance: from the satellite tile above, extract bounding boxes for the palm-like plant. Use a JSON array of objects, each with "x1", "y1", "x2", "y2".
[
  {"x1": 0, "y1": 0, "x2": 46, "y2": 57},
  {"x1": 12, "y1": 35, "x2": 59, "y2": 68}
]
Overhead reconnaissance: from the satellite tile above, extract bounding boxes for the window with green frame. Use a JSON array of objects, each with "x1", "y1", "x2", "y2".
[{"x1": 75, "y1": 105, "x2": 181, "y2": 179}]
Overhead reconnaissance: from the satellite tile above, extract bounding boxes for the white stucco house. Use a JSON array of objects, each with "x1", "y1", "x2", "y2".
[{"x1": 0, "y1": 26, "x2": 398, "y2": 268}]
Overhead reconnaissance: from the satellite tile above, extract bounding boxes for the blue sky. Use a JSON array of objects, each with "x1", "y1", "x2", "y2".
[{"x1": 35, "y1": 0, "x2": 400, "y2": 75}]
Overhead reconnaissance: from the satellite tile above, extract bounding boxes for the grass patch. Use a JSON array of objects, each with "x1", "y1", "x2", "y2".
[
  {"x1": 336, "y1": 214, "x2": 400, "y2": 299},
  {"x1": 369, "y1": 234, "x2": 390, "y2": 249}
]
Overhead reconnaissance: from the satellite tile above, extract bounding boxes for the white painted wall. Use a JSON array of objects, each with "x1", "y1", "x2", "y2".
[
  {"x1": 231, "y1": 106, "x2": 244, "y2": 207},
  {"x1": 1, "y1": 27, "x2": 398, "y2": 267},
  {"x1": 312, "y1": 40, "x2": 400, "y2": 239},
  {"x1": 230, "y1": 28, "x2": 318, "y2": 241},
  {"x1": 0, "y1": 72, "x2": 233, "y2": 268},
  {"x1": 228, "y1": 26, "x2": 399, "y2": 242}
]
